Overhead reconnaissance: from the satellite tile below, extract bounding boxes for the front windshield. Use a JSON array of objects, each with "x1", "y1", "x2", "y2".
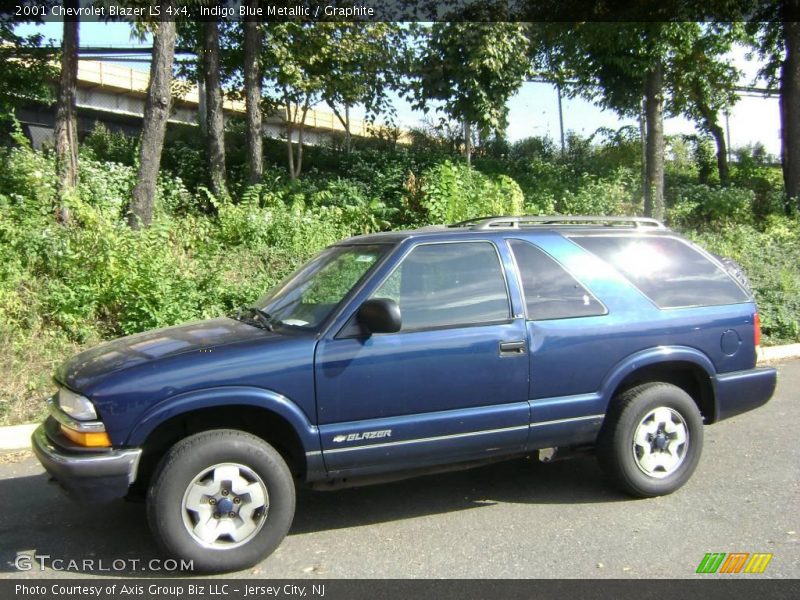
[{"x1": 252, "y1": 244, "x2": 389, "y2": 330}]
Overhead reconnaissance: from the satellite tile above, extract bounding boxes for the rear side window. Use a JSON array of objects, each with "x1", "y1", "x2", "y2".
[
  {"x1": 372, "y1": 242, "x2": 510, "y2": 330},
  {"x1": 572, "y1": 235, "x2": 750, "y2": 309},
  {"x1": 509, "y1": 240, "x2": 606, "y2": 320}
]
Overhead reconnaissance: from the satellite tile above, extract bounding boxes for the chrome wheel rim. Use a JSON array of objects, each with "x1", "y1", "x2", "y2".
[
  {"x1": 181, "y1": 462, "x2": 269, "y2": 549},
  {"x1": 632, "y1": 407, "x2": 689, "y2": 478}
]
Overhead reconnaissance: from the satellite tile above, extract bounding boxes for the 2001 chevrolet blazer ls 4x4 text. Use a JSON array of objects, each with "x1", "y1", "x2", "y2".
[{"x1": 32, "y1": 215, "x2": 777, "y2": 572}]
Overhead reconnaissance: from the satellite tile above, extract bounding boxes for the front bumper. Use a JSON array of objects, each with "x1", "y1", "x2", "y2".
[
  {"x1": 713, "y1": 366, "x2": 778, "y2": 422},
  {"x1": 32, "y1": 418, "x2": 142, "y2": 502}
]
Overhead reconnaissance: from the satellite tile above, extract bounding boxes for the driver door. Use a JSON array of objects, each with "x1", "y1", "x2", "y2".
[{"x1": 314, "y1": 240, "x2": 530, "y2": 476}]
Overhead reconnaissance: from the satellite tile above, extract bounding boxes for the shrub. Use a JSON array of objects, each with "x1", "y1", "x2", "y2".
[
  {"x1": 730, "y1": 162, "x2": 785, "y2": 219},
  {"x1": 667, "y1": 184, "x2": 755, "y2": 229},
  {"x1": 416, "y1": 160, "x2": 524, "y2": 224},
  {"x1": 81, "y1": 122, "x2": 137, "y2": 166},
  {"x1": 557, "y1": 169, "x2": 638, "y2": 216},
  {"x1": 76, "y1": 158, "x2": 136, "y2": 219},
  {"x1": 160, "y1": 137, "x2": 207, "y2": 193}
]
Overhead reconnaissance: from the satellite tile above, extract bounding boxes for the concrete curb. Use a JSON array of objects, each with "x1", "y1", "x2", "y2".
[
  {"x1": 759, "y1": 343, "x2": 800, "y2": 363},
  {"x1": 2, "y1": 344, "x2": 800, "y2": 453},
  {"x1": 0, "y1": 423, "x2": 38, "y2": 452}
]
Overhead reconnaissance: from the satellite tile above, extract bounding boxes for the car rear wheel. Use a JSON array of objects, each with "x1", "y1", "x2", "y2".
[
  {"x1": 597, "y1": 383, "x2": 703, "y2": 498},
  {"x1": 147, "y1": 429, "x2": 295, "y2": 573}
]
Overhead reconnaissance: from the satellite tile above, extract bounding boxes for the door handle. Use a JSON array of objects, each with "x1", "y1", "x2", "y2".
[{"x1": 499, "y1": 340, "x2": 526, "y2": 355}]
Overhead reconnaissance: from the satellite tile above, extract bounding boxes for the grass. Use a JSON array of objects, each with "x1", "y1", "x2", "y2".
[{"x1": 0, "y1": 329, "x2": 85, "y2": 426}]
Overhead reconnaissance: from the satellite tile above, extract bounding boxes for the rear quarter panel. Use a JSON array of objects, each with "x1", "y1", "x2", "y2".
[{"x1": 514, "y1": 231, "x2": 758, "y2": 403}]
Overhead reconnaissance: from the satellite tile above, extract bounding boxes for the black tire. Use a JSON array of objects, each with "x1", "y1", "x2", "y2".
[
  {"x1": 597, "y1": 383, "x2": 703, "y2": 498},
  {"x1": 146, "y1": 429, "x2": 295, "y2": 573}
]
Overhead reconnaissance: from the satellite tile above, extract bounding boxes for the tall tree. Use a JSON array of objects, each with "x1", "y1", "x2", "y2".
[
  {"x1": 535, "y1": 22, "x2": 711, "y2": 220},
  {"x1": 243, "y1": 0, "x2": 262, "y2": 184},
  {"x1": 747, "y1": 3, "x2": 800, "y2": 212},
  {"x1": 262, "y1": 23, "x2": 325, "y2": 180},
  {"x1": 128, "y1": 5, "x2": 176, "y2": 229},
  {"x1": 203, "y1": 20, "x2": 228, "y2": 199},
  {"x1": 670, "y1": 24, "x2": 742, "y2": 186},
  {"x1": 412, "y1": 22, "x2": 530, "y2": 166},
  {"x1": 643, "y1": 61, "x2": 665, "y2": 218},
  {"x1": 784, "y1": 20, "x2": 800, "y2": 211},
  {"x1": 54, "y1": 3, "x2": 79, "y2": 224},
  {"x1": 315, "y1": 23, "x2": 405, "y2": 154}
]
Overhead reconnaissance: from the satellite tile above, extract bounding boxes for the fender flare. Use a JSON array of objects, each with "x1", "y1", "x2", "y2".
[
  {"x1": 125, "y1": 386, "x2": 320, "y2": 454},
  {"x1": 597, "y1": 346, "x2": 716, "y2": 413}
]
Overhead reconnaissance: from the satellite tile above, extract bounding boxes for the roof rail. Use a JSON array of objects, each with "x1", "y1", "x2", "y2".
[{"x1": 451, "y1": 215, "x2": 667, "y2": 231}]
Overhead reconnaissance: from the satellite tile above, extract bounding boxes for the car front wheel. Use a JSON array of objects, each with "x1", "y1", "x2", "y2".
[
  {"x1": 597, "y1": 382, "x2": 704, "y2": 498},
  {"x1": 147, "y1": 429, "x2": 295, "y2": 573}
]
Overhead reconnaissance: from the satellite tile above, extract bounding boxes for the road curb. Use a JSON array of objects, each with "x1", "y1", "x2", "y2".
[
  {"x1": 759, "y1": 343, "x2": 800, "y2": 363},
  {"x1": 0, "y1": 423, "x2": 38, "y2": 452},
  {"x1": 2, "y1": 344, "x2": 799, "y2": 453}
]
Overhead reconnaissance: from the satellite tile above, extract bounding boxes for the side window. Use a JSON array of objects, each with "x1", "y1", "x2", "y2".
[
  {"x1": 571, "y1": 235, "x2": 751, "y2": 309},
  {"x1": 372, "y1": 242, "x2": 510, "y2": 330},
  {"x1": 508, "y1": 239, "x2": 606, "y2": 320}
]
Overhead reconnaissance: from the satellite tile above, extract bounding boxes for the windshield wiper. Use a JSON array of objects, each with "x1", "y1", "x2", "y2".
[{"x1": 236, "y1": 306, "x2": 276, "y2": 331}]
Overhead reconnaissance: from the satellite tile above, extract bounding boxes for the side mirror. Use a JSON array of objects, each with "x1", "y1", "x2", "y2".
[{"x1": 357, "y1": 298, "x2": 401, "y2": 334}]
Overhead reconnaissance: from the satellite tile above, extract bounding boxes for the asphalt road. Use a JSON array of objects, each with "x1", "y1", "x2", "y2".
[{"x1": 1, "y1": 360, "x2": 798, "y2": 580}]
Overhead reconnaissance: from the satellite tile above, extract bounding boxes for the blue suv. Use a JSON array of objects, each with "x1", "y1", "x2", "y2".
[{"x1": 32, "y1": 216, "x2": 777, "y2": 572}]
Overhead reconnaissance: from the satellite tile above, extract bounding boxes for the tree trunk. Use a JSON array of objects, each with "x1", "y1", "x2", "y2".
[
  {"x1": 330, "y1": 104, "x2": 352, "y2": 154},
  {"x1": 295, "y1": 122, "x2": 305, "y2": 179},
  {"x1": 285, "y1": 99, "x2": 309, "y2": 180},
  {"x1": 285, "y1": 100, "x2": 296, "y2": 181},
  {"x1": 644, "y1": 63, "x2": 665, "y2": 221},
  {"x1": 464, "y1": 120, "x2": 472, "y2": 167},
  {"x1": 294, "y1": 102, "x2": 310, "y2": 179},
  {"x1": 243, "y1": 4, "x2": 263, "y2": 185},
  {"x1": 343, "y1": 104, "x2": 352, "y2": 154},
  {"x1": 557, "y1": 84, "x2": 565, "y2": 154},
  {"x1": 639, "y1": 98, "x2": 647, "y2": 204},
  {"x1": 693, "y1": 94, "x2": 730, "y2": 186},
  {"x1": 203, "y1": 21, "x2": 228, "y2": 200},
  {"x1": 781, "y1": 20, "x2": 800, "y2": 213},
  {"x1": 708, "y1": 121, "x2": 730, "y2": 186},
  {"x1": 129, "y1": 12, "x2": 176, "y2": 229},
  {"x1": 54, "y1": 6, "x2": 79, "y2": 224}
]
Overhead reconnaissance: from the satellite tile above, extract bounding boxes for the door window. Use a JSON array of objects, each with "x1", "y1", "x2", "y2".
[{"x1": 372, "y1": 242, "x2": 510, "y2": 330}]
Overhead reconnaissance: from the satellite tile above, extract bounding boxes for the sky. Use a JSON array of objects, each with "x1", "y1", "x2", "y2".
[{"x1": 16, "y1": 21, "x2": 783, "y2": 157}]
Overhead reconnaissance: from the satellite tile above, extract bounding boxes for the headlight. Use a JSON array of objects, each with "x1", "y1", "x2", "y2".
[{"x1": 58, "y1": 388, "x2": 98, "y2": 421}]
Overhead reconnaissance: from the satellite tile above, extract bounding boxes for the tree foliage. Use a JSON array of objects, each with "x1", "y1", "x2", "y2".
[
  {"x1": 315, "y1": 23, "x2": 407, "y2": 152},
  {"x1": 412, "y1": 22, "x2": 530, "y2": 165},
  {"x1": 669, "y1": 23, "x2": 743, "y2": 185},
  {"x1": 0, "y1": 20, "x2": 56, "y2": 126},
  {"x1": 535, "y1": 22, "x2": 745, "y2": 215},
  {"x1": 261, "y1": 22, "x2": 326, "y2": 180}
]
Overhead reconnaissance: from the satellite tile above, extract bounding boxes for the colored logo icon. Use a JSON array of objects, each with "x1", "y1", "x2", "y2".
[{"x1": 696, "y1": 552, "x2": 773, "y2": 574}]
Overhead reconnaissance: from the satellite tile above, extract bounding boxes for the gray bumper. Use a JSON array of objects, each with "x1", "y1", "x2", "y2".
[{"x1": 32, "y1": 420, "x2": 142, "y2": 502}]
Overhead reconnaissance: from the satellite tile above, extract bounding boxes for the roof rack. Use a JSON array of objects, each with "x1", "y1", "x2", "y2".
[{"x1": 450, "y1": 215, "x2": 667, "y2": 231}]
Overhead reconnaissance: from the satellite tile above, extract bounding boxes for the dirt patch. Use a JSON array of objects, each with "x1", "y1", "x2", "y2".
[{"x1": 0, "y1": 449, "x2": 33, "y2": 464}]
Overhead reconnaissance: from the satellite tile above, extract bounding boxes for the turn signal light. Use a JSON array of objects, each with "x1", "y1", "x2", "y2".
[
  {"x1": 60, "y1": 425, "x2": 112, "y2": 448},
  {"x1": 754, "y1": 312, "x2": 762, "y2": 348}
]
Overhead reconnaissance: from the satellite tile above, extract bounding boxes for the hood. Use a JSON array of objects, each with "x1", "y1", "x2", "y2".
[{"x1": 56, "y1": 317, "x2": 273, "y2": 392}]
